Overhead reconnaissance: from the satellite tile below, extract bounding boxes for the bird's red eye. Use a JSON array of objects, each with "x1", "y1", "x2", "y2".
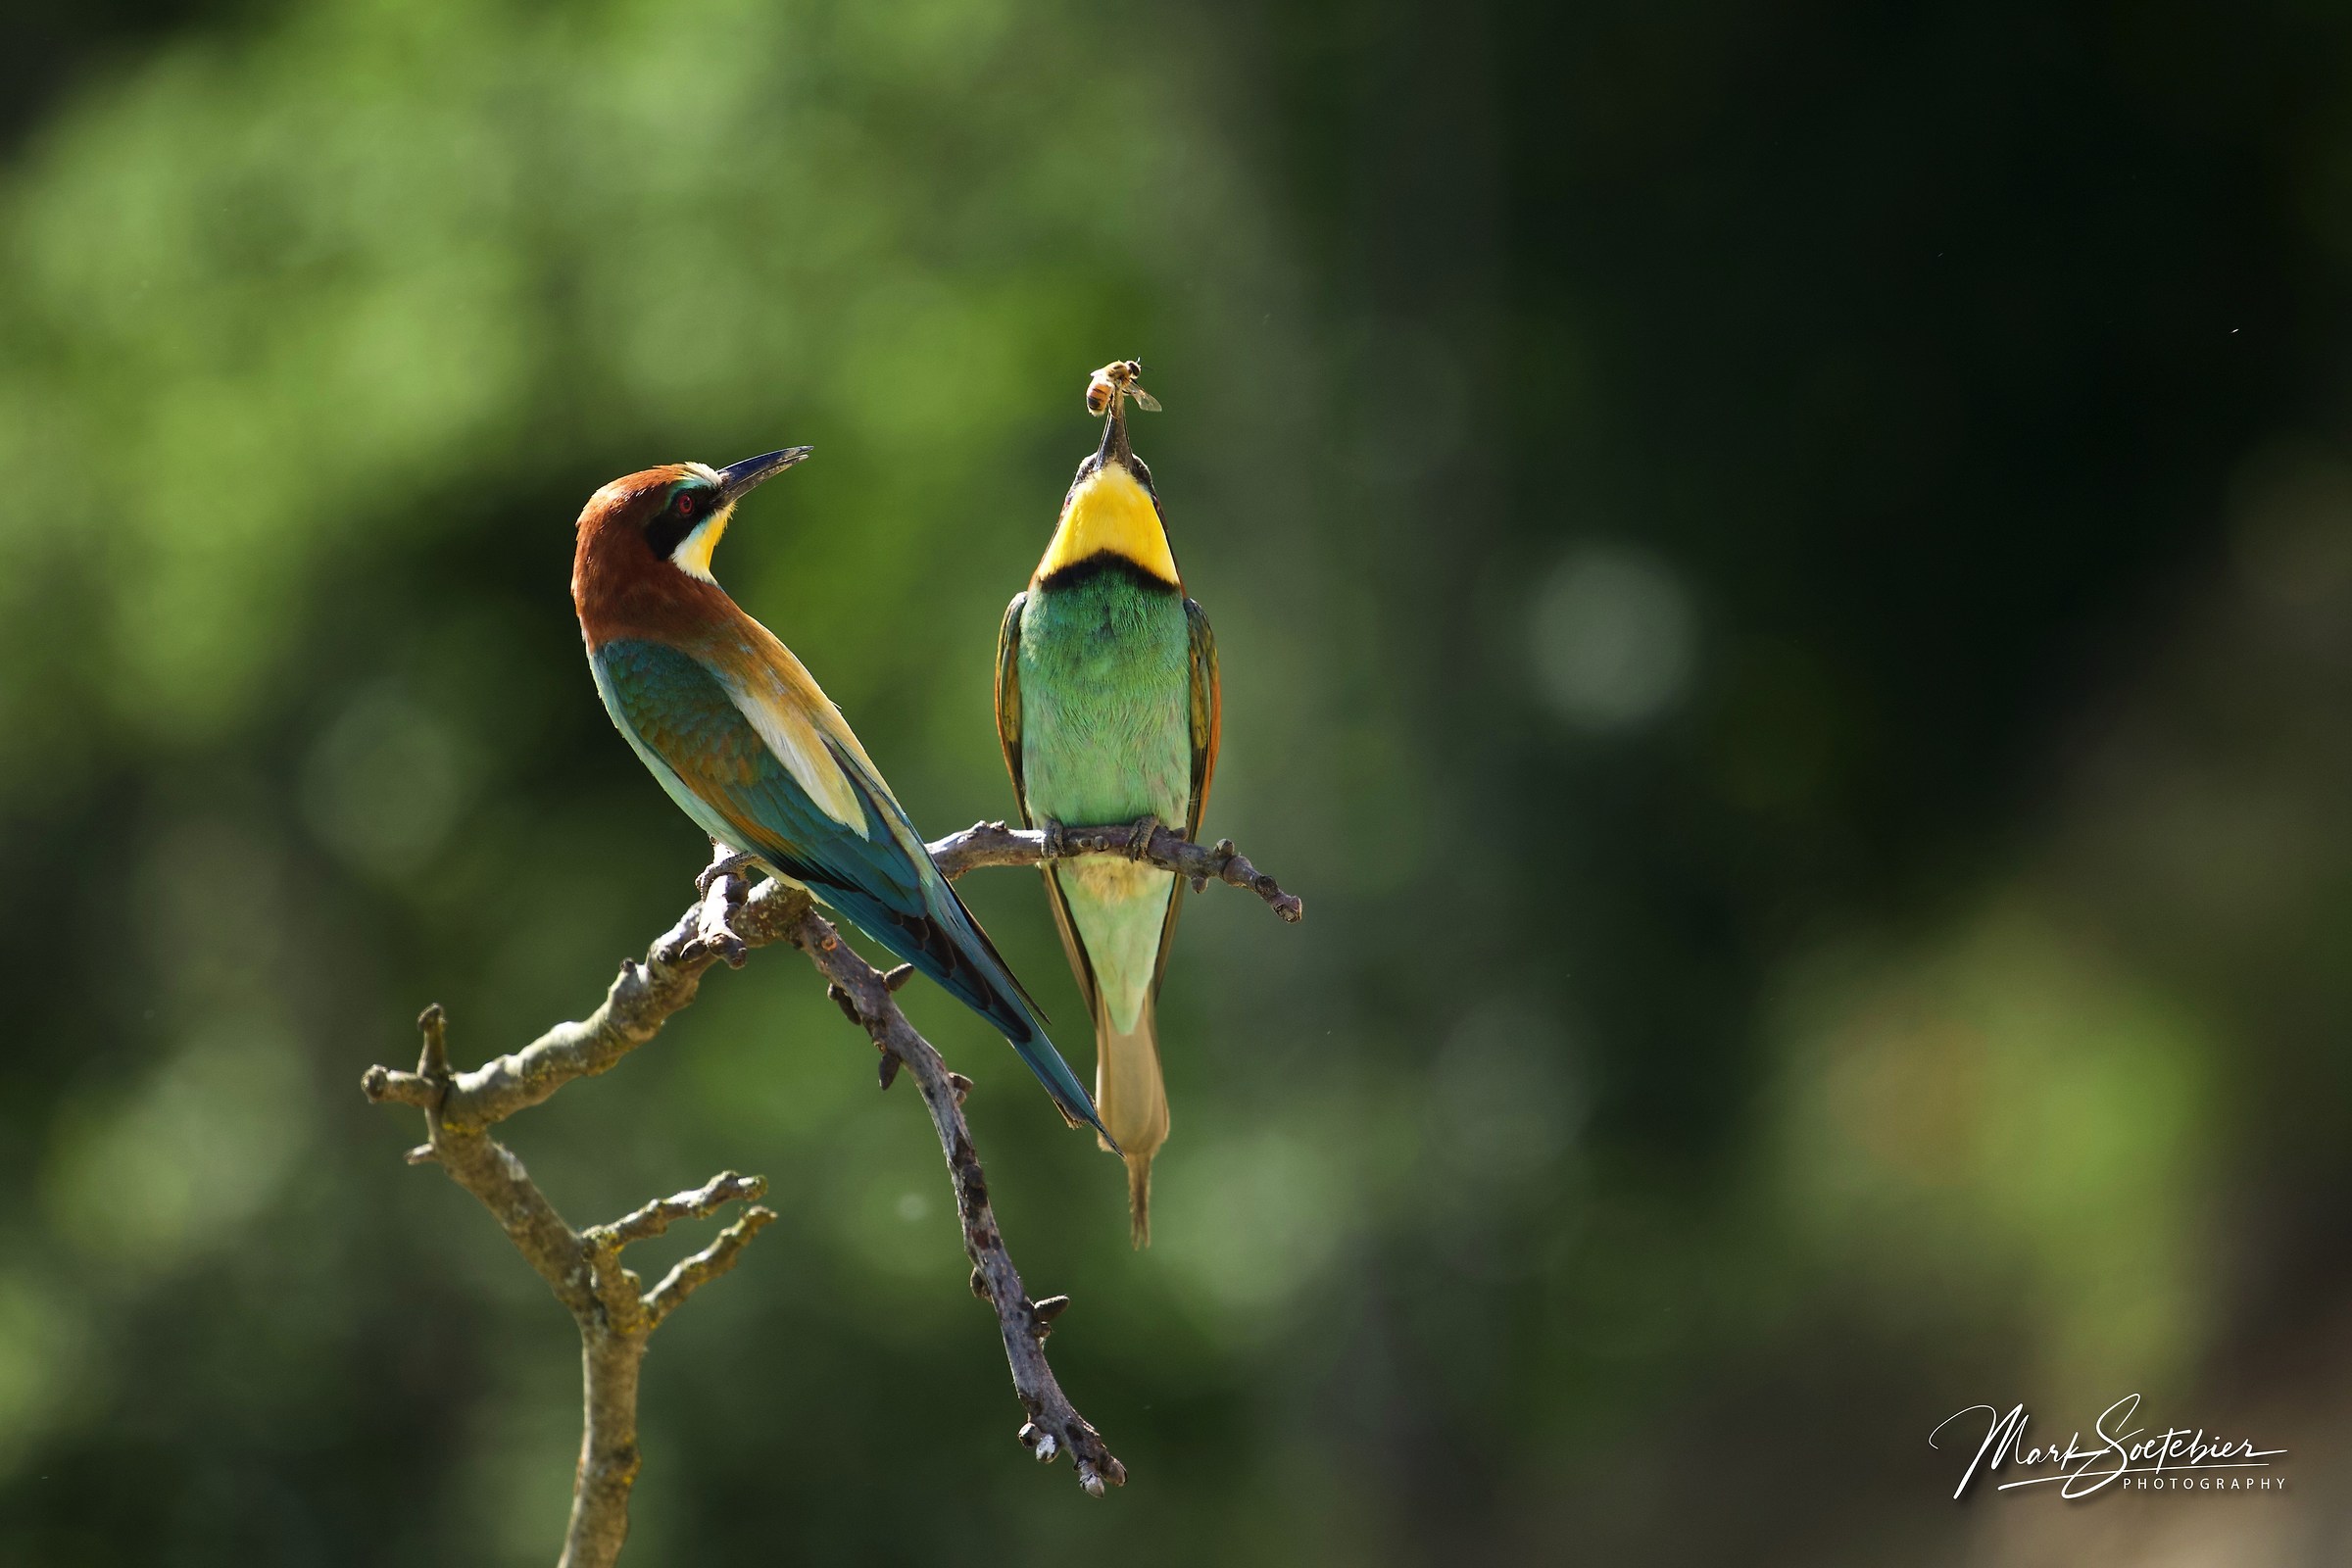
[{"x1": 674, "y1": 491, "x2": 698, "y2": 516}]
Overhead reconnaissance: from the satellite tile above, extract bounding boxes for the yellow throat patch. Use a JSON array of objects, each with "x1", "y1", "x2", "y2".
[
  {"x1": 1035, "y1": 466, "x2": 1179, "y2": 585},
  {"x1": 671, "y1": 504, "x2": 734, "y2": 582}
]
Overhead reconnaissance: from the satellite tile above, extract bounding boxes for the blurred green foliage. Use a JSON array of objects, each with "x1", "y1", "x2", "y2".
[{"x1": 4, "y1": 0, "x2": 2351, "y2": 1562}]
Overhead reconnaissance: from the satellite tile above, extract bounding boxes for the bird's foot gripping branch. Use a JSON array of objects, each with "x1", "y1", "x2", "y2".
[
  {"x1": 928, "y1": 818, "x2": 1304, "y2": 922},
  {"x1": 362, "y1": 823, "x2": 1301, "y2": 1566}
]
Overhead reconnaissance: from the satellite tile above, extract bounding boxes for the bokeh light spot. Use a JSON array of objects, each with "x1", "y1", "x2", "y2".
[{"x1": 1528, "y1": 545, "x2": 1697, "y2": 728}]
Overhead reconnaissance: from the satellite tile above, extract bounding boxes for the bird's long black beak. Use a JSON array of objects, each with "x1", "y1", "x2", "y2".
[{"x1": 717, "y1": 447, "x2": 811, "y2": 502}]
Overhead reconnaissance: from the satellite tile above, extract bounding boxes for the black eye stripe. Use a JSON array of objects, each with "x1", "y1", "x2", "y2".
[{"x1": 644, "y1": 487, "x2": 706, "y2": 559}]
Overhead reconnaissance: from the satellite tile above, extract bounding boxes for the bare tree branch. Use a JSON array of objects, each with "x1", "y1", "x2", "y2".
[
  {"x1": 360, "y1": 821, "x2": 1298, "y2": 1561},
  {"x1": 359, "y1": 886, "x2": 787, "y2": 1133},
  {"x1": 728, "y1": 874, "x2": 1129, "y2": 1495},
  {"x1": 644, "y1": 1203, "x2": 776, "y2": 1328},
  {"x1": 587, "y1": 1171, "x2": 769, "y2": 1250},
  {"x1": 927, "y1": 819, "x2": 1304, "y2": 923},
  {"x1": 362, "y1": 1005, "x2": 774, "y2": 1568}
]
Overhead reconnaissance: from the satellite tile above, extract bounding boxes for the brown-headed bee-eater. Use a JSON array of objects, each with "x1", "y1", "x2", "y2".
[
  {"x1": 572, "y1": 448, "x2": 1104, "y2": 1138},
  {"x1": 995, "y1": 363, "x2": 1221, "y2": 1245}
]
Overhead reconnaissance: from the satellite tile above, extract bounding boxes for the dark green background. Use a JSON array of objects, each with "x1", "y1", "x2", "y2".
[{"x1": 3, "y1": 0, "x2": 2345, "y2": 1561}]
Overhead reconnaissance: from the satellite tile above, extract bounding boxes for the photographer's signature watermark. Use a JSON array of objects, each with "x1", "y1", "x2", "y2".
[{"x1": 1932, "y1": 1396, "x2": 2287, "y2": 1498}]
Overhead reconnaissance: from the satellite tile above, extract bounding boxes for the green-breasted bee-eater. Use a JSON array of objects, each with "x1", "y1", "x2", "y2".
[
  {"x1": 995, "y1": 362, "x2": 1222, "y2": 1245},
  {"x1": 572, "y1": 448, "x2": 1105, "y2": 1139}
]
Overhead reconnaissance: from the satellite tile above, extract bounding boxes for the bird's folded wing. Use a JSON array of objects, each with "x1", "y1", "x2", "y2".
[
  {"x1": 1143, "y1": 598, "x2": 1222, "y2": 1004},
  {"x1": 993, "y1": 591, "x2": 1028, "y2": 811},
  {"x1": 1184, "y1": 596, "x2": 1221, "y2": 841},
  {"x1": 597, "y1": 638, "x2": 1065, "y2": 1091},
  {"x1": 593, "y1": 637, "x2": 923, "y2": 911}
]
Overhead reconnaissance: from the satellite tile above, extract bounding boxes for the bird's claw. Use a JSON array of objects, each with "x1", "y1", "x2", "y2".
[{"x1": 1125, "y1": 815, "x2": 1159, "y2": 861}]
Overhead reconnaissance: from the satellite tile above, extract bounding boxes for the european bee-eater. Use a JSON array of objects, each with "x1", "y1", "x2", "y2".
[
  {"x1": 572, "y1": 449, "x2": 1103, "y2": 1138},
  {"x1": 995, "y1": 363, "x2": 1221, "y2": 1245}
]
